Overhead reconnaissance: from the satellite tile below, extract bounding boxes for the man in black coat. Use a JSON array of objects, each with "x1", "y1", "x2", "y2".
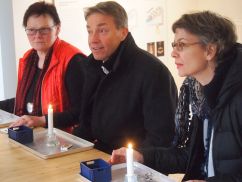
[{"x1": 73, "y1": 1, "x2": 178, "y2": 154}]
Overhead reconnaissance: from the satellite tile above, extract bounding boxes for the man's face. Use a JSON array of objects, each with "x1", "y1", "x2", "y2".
[{"x1": 86, "y1": 13, "x2": 128, "y2": 61}]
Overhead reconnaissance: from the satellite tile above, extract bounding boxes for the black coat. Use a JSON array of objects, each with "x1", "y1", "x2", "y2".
[
  {"x1": 142, "y1": 44, "x2": 242, "y2": 181},
  {"x1": 73, "y1": 33, "x2": 178, "y2": 154}
]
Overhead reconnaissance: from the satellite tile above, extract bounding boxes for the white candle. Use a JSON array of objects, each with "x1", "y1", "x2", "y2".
[
  {"x1": 48, "y1": 104, "x2": 53, "y2": 136},
  {"x1": 126, "y1": 143, "x2": 134, "y2": 176}
]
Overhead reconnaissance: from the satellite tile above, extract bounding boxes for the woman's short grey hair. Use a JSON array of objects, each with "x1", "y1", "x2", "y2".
[
  {"x1": 84, "y1": 1, "x2": 128, "y2": 29},
  {"x1": 172, "y1": 11, "x2": 237, "y2": 60}
]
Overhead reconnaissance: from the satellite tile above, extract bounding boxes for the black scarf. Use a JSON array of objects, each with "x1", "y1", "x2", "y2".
[
  {"x1": 15, "y1": 48, "x2": 53, "y2": 116},
  {"x1": 173, "y1": 77, "x2": 208, "y2": 148}
]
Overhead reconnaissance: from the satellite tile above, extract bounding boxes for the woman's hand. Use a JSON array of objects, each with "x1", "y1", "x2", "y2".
[
  {"x1": 9, "y1": 115, "x2": 46, "y2": 128},
  {"x1": 109, "y1": 147, "x2": 144, "y2": 165}
]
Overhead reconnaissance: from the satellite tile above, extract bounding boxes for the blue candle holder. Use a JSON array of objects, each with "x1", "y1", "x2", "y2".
[
  {"x1": 80, "y1": 158, "x2": 111, "y2": 182},
  {"x1": 8, "y1": 125, "x2": 33, "y2": 144}
]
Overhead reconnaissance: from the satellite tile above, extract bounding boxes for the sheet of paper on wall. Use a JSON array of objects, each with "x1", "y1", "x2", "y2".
[{"x1": 0, "y1": 109, "x2": 19, "y2": 127}]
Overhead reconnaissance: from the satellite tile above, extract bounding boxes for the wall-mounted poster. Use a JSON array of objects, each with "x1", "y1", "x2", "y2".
[
  {"x1": 147, "y1": 42, "x2": 156, "y2": 56},
  {"x1": 156, "y1": 41, "x2": 164, "y2": 57}
]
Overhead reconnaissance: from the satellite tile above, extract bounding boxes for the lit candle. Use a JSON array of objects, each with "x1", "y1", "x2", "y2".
[
  {"x1": 48, "y1": 104, "x2": 53, "y2": 136},
  {"x1": 126, "y1": 143, "x2": 134, "y2": 176}
]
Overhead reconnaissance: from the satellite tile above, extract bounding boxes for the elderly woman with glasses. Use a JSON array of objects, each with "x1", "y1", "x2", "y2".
[
  {"x1": 0, "y1": 2, "x2": 87, "y2": 133},
  {"x1": 110, "y1": 11, "x2": 242, "y2": 182}
]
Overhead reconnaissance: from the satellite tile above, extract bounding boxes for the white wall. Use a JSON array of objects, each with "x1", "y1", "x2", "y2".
[
  {"x1": 12, "y1": 0, "x2": 38, "y2": 70},
  {"x1": 0, "y1": 0, "x2": 17, "y2": 100},
  {"x1": 0, "y1": 36, "x2": 3, "y2": 100},
  {"x1": 198, "y1": 0, "x2": 242, "y2": 43}
]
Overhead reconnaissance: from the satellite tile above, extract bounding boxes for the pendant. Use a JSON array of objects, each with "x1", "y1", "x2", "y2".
[{"x1": 27, "y1": 102, "x2": 33, "y2": 114}]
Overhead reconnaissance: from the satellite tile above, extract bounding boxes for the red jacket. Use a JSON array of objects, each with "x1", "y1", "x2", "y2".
[{"x1": 16, "y1": 38, "x2": 83, "y2": 128}]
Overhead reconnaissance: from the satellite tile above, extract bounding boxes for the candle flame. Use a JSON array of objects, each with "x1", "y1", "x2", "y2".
[
  {"x1": 48, "y1": 104, "x2": 53, "y2": 110},
  {"x1": 128, "y1": 143, "x2": 132, "y2": 149}
]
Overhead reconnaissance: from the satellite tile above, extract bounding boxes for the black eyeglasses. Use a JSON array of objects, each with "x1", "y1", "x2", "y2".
[
  {"x1": 171, "y1": 41, "x2": 202, "y2": 51},
  {"x1": 25, "y1": 25, "x2": 56, "y2": 36}
]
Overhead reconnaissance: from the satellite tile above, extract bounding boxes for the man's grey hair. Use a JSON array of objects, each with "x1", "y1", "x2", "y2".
[{"x1": 84, "y1": 1, "x2": 128, "y2": 29}]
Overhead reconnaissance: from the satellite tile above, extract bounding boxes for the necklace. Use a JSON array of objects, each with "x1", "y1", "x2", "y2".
[{"x1": 26, "y1": 102, "x2": 33, "y2": 114}]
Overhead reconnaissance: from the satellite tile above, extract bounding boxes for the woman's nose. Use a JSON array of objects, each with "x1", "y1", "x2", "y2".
[{"x1": 171, "y1": 48, "x2": 178, "y2": 58}]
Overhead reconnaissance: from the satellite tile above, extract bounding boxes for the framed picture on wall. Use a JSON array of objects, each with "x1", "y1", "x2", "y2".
[
  {"x1": 147, "y1": 42, "x2": 156, "y2": 56},
  {"x1": 156, "y1": 41, "x2": 164, "y2": 57}
]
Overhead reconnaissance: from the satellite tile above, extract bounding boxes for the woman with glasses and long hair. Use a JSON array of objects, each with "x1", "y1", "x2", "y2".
[
  {"x1": 110, "y1": 11, "x2": 242, "y2": 182},
  {"x1": 0, "y1": 2, "x2": 87, "y2": 133}
]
